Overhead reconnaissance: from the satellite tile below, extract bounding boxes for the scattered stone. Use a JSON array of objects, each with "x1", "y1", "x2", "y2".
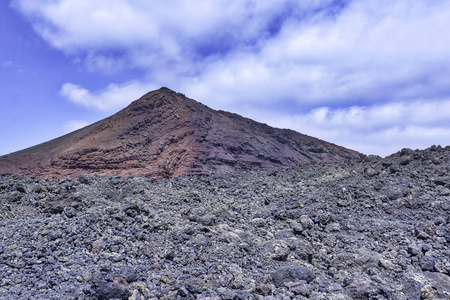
[
  {"x1": 423, "y1": 272, "x2": 450, "y2": 295},
  {"x1": 326, "y1": 222, "x2": 341, "y2": 233},
  {"x1": 271, "y1": 265, "x2": 316, "y2": 287},
  {"x1": 91, "y1": 278, "x2": 131, "y2": 300},
  {"x1": 345, "y1": 280, "x2": 381, "y2": 299},
  {"x1": 379, "y1": 259, "x2": 397, "y2": 271},
  {"x1": 0, "y1": 145, "x2": 449, "y2": 299},
  {"x1": 299, "y1": 215, "x2": 314, "y2": 229},
  {"x1": 364, "y1": 167, "x2": 379, "y2": 177},
  {"x1": 262, "y1": 240, "x2": 291, "y2": 261},
  {"x1": 251, "y1": 218, "x2": 266, "y2": 227}
]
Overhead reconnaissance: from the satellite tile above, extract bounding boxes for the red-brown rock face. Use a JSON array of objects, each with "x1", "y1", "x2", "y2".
[{"x1": 0, "y1": 88, "x2": 359, "y2": 178}]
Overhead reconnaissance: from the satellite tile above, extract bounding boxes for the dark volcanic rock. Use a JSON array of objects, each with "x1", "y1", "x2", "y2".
[
  {"x1": 91, "y1": 278, "x2": 131, "y2": 300},
  {"x1": 0, "y1": 145, "x2": 449, "y2": 299},
  {"x1": 272, "y1": 265, "x2": 316, "y2": 287},
  {"x1": 0, "y1": 87, "x2": 358, "y2": 178}
]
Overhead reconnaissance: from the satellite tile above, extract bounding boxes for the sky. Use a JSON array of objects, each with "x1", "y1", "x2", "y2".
[{"x1": 1, "y1": 0, "x2": 450, "y2": 157}]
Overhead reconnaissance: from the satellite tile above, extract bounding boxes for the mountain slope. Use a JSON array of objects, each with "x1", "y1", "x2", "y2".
[{"x1": 0, "y1": 88, "x2": 359, "y2": 178}]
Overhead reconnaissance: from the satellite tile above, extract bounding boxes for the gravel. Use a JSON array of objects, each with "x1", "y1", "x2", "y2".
[{"x1": 0, "y1": 145, "x2": 449, "y2": 299}]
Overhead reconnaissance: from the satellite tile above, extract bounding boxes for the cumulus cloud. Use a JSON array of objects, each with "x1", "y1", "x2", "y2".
[
  {"x1": 60, "y1": 81, "x2": 158, "y2": 111},
  {"x1": 11, "y1": 0, "x2": 316, "y2": 65},
  {"x1": 176, "y1": 0, "x2": 450, "y2": 109},
  {"x1": 256, "y1": 99, "x2": 450, "y2": 157},
  {"x1": 13, "y1": 0, "x2": 450, "y2": 155},
  {"x1": 14, "y1": 0, "x2": 450, "y2": 108}
]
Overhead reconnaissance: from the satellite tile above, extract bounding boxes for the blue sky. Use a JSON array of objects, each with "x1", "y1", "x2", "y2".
[{"x1": 1, "y1": 0, "x2": 450, "y2": 157}]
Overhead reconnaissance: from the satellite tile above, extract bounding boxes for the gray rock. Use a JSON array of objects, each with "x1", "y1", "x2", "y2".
[
  {"x1": 420, "y1": 257, "x2": 436, "y2": 272},
  {"x1": 364, "y1": 167, "x2": 379, "y2": 177},
  {"x1": 0, "y1": 146, "x2": 449, "y2": 299},
  {"x1": 345, "y1": 279, "x2": 383, "y2": 299},
  {"x1": 91, "y1": 278, "x2": 131, "y2": 300},
  {"x1": 386, "y1": 186, "x2": 409, "y2": 200},
  {"x1": 423, "y1": 272, "x2": 450, "y2": 295},
  {"x1": 262, "y1": 240, "x2": 290, "y2": 261},
  {"x1": 274, "y1": 229, "x2": 294, "y2": 239},
  {"x1": 120, "y1": 265, "x2": 138, "y2": 283},
  {"x1": 299, "y1": 215, "x2": 314, "y2": 229},
  {"x1": 217, "y1": 287, "x2": 237, "y2": 300},
  {"x1": 78, "y1": 173, "x2": 91, "y2": 184},
  {"x1": 197, "y1": 214, "x2": 216, "y2": 226},
  {"x1": 271, "y1": 265, "x2": 316, "y2": 287}
]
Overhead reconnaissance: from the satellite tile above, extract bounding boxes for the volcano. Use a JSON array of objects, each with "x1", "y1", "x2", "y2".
[{"x1": 0, "y1": 88, "x2": 359, "y2": 178}]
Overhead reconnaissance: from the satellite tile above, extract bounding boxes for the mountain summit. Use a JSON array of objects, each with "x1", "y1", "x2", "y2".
[{"x1": 0, "y1": 88, "x2": 359, "y2": 178}]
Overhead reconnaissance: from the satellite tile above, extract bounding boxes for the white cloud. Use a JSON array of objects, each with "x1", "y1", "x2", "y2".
[
  {"x1": 60, "y1": 81, "x2": 158, "y2": 111},
  {"x1": 11, "y1": 0, "x2": 306, "y2": 53},
  {"x1": 14, "y1": 0, "x2": 450, "y2": 106},
  {"x1": 254, "y1": 99, "x2": 450, "y2": 156},
  {"x1": 63, "y1": 120, "x2": 90, "y2": 133},
  {"x1": 174, "y1": 0, "x2": 450, "y2": 109},
  {"x1": 83, "y1": 53, "x2": 128, "y2": 74},
  {"x1": 13, "y1": 0, "x2": 450, "y2": 155},
  {"x1": 11, "y1": 0, "x2": 345, "y2": 76}
]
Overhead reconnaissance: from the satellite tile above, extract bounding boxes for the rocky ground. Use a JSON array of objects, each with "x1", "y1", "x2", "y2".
[{"x1": 0, "y1": 145, "x2": 449, "y2": 299}]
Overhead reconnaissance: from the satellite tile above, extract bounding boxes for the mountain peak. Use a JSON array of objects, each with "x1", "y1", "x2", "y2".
[
  {"x1": 124, "y1": 87, "x2": 193, "y2": 114},
  {"x1": 0, "y1": 88, "x2": 359, "y2": 178}
]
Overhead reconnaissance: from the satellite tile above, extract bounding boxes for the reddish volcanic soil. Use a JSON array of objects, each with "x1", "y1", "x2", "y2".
[{"x1": 0, "y1": 88, "x2": 359, "y2": 178}]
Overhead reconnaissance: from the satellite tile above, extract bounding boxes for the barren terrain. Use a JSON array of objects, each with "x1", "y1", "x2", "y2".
[
  {"x1": 1, "y1": 146, "x2": 449, "y2": 299},
  {"x1": 0, "y1": 88, "x2": 358, "y2": 178}
]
